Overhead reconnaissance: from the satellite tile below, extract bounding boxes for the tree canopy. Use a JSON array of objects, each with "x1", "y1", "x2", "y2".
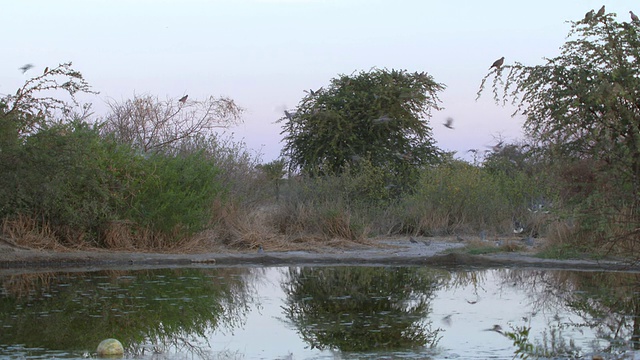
[
  {"x1": 478, "y1": 9, "x2": 640, "y2": 243},
  {"x1": 279, "y1": 68, "x2": 444, "y2": 185}
]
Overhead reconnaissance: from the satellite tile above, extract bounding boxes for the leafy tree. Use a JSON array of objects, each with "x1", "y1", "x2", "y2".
[
  {"x1": 279, "y1": 68, "x2": 444, "y2": 189},
  {"x1": 477, "y1": 10, "x2": 640, "y2": 248}
]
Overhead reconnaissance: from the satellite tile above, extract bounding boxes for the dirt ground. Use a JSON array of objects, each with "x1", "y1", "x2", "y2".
[{"x1": 0, "y1": 235, "x2": 638, "y2": 274}]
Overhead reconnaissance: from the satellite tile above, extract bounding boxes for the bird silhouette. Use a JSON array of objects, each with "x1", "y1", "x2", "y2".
[
  {"x1": 306, "y1": 87, "x2": 322, "y2": 96},
  {"x1": 584, "y1": 9, "x2": 595, "y2": 22},
  {"x1": 284, "y1": 110, "x2": 296, "y2": 120},
  {"x1": 596, "y1": 5, "x2": 605, "y2": 18},
  {"x1": 488, "y1": 140, "x2": 504, "y2": 152},
  {"x1": 178, "y1": 95, "x2": 188, "y2": 103},
  {"x1": 485, "y1": 325, "x2": 503, "y2": 334},
  {"x1": 372, "y1": 115, "x2": 392, "y2": 124},
  {"x1": 443, "y1": 117, "x2": 454, "y2": 129},
  {"x1": 43, "y1": 67, "x2": 49, "y2": 74},
  {"x1": 489, "y1": 57, "x2": 504, "y2": 70},
  {"x1": 631, "y1": 11, "x2": 639, "y2": 23},
  {"x1": 513, "y1": 220, "x2": 524, "y2": 234},
  {"x1": 19, "y1": 64, "x2": 34, "y2": 74}
]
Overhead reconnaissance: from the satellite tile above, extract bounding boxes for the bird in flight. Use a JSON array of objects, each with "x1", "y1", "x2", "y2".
[
  {"x1": 372, "y1": 114, "x2": 392, "y2": 124},
  {"x1": 19, "y1": 64, "x2": 34, "y2": 74},
  {"x1": 489, "y1": 57, "x2": 504, "y2": 70},
  {"x1": 178, "y1": 95, "x2": 188, "y2": 103},
  {"x1": 443, "y1": 117, "x2": 454, "y2": 129}
]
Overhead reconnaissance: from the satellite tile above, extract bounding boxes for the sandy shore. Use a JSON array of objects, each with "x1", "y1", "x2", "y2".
[{"x1": 1, "y1": 236, "x2": 638, "y2": 274}]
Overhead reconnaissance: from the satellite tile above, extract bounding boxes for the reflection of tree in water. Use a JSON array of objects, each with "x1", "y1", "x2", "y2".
[
  {"x1": 0, "y1": 268, "x2": 258, "y2": 357},
  {"x1": 497, "y1": 269, "x2": 640, "y2": 356},
  {"x1": 281, "y1": 266, "x2": 445, "y2": 352}
]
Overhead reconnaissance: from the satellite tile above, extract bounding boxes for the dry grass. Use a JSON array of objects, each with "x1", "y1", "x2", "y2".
[
  {"x1": 2, "y1": 214, "x2": 68, "y2": 251},
  {"x1": 209, "y1": 202, "x2": 372, "y2": 253}
]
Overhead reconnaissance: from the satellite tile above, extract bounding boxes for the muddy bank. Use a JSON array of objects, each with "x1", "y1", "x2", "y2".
[{"x1": 0, "y1": 237, "x2": 638, "y2": 274}]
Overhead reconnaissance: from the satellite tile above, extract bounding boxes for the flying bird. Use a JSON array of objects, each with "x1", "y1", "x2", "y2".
[
  {"x1": 372, "y1": 114, "x2": 392, "y2": 124},
  {"x1": 19, "y1": 63, "x2": 34, "y2": 74},
  {"x1": 485, "y1": 325, "x2": 503, "y2": 334},
  {"x1": 489, "y1": 57, "x2": 504, "y2": 70},
  {"x1": 631, "y1": 11, "x2": 639, "y2": 23},
  {"x1": 443, "y1": 117, "x2": 454, "y2": 129},
  {"x1": 596, "y1": 5, "x2": 605, "y2": 18},
  {"x1": 178, "y1": 95, "x2": 188, "y2": 103},
  {"x1": 584, "y1": 9, "x2": 595, "y2": 22}
]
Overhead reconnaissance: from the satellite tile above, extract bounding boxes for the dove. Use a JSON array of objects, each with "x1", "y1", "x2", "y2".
[
  {"x1": 372, "y1": 114, "x2": 392, "y2": 124},
  {"x1": 443, "y1": 117, "x2": 454, "y2": 129},
  {"x1": 596, "y1": 5, "x2": 605, "y2": 18},
  {"x1": 43, "y1": 67, "x2": 49, "y2": 74},
  {"x1": 178, "y1": 95, "x2": 188, "y2": 103},
  {"x1": 489, "y1": 57, "x2": 504, "y2": 70},
  {"x1": 631, "y1": 11, "x2": 639, "y2": 23},
  {"x1": 284, "y1": 110, "x2": 295, "y2": 120},
  {"x1": 19, "y1": 64, "x2": 34, "y2": 74},
  {"x1": 584, "y1": 9, "x2": 594, "y2": 22}
]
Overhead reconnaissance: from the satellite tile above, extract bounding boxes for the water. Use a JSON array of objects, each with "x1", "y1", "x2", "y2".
[{"x1": 0, "y1": 266, "x2": 639, "y2": 359}]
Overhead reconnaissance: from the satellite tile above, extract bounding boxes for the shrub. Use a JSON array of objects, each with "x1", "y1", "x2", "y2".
[
  {"x1": 0, "y1": 120, "x2": 118, "y2": 243},
  {"x1": 124, "y1": 151, "x2": 226, "y2": 237}
]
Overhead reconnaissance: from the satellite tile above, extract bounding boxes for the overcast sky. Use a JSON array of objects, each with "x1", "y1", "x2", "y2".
[{"x1": 2, "y1": 0, "x2": 635, "y2": 162}]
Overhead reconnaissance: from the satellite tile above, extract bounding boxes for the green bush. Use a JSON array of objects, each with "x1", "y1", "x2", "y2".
[
  {"x1": 0, "y1": 120, "x2": 118, "y2": 240},
  {"x1": 384, "y1": 160, "x2": 547, "y2": 236},
  {"x1": 125, "y1": 151, "x2": 225, "y2": 236},
  {"x1": 0, "y1": 117, "x2": 228, "y2": 245}
]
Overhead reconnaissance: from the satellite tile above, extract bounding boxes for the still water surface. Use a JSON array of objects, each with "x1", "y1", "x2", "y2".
[{"x1": 0, "y1": 265, "x2": 639, "y2": 359}]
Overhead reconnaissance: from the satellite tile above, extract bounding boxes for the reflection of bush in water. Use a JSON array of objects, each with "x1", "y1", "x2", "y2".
[
  {"x1": 282, "y1": 266, "x2": 445, "y2": 352},
  {"x1": 0, "y1": 268, "x2": 256, "y2": 355},
  {"x1": 497, "y1": 269, "x2": 640, "y2": 357}
]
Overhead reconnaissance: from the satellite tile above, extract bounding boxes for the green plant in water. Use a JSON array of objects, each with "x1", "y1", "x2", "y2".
[{"x1": 503, "y1": 323, "x2": 582, "y2": 359}]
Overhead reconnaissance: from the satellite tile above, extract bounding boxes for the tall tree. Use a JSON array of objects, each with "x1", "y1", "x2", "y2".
[
  {"x1": 279, "y1": 68, "x2": 444, "y2": 188},
  {"x1": 477, "y1": 10, "x2": 640, "y2": 248}
]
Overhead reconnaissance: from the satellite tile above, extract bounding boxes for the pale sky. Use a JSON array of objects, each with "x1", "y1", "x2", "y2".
[{"x1": 2, "y1": 0, "x2": 634, "y2": 163}]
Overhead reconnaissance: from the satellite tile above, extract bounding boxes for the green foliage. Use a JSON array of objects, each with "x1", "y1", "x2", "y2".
[
  {"x1": 389, "y1": 160, "x2": 541, "y2": 235},
  {"x1": 0, "y1": 120, "x2": 118, "y2": 238},
  {"x1": 478, "y1": 11, "x2": 640, "y2": 253},
  {"x1": 280, "y1": 68, "x2": 444, "y2": 190},
  {"x1": 125, "y1": 151, "x2": 225, "y2": 236},
  {"x1": 0, "y1": 115, "x2": 227, "y2": 243}
]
